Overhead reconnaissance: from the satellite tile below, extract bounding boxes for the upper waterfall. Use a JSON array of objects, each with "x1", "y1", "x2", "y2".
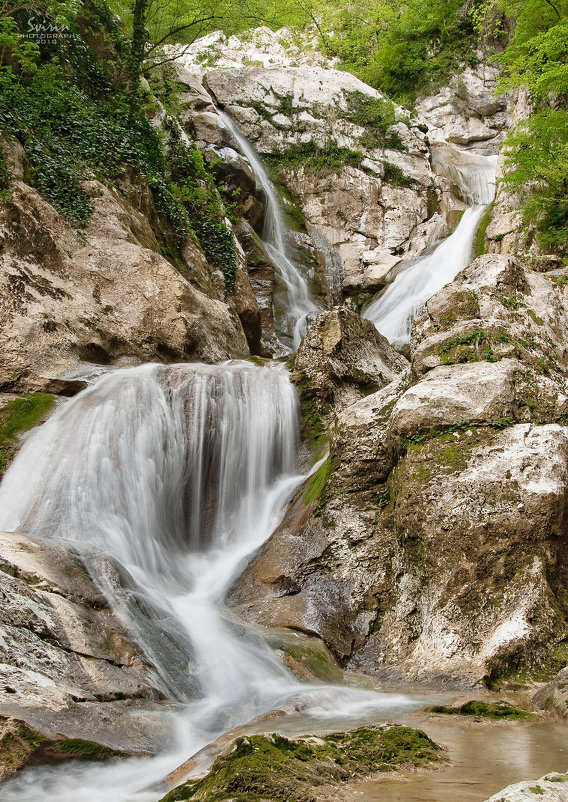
[
  {"x1": 218, "y1": 111, "x2": 319, "y2": 350},
  {"x1": 363, "y1": 151, "x2": 498, "y2": 346}
]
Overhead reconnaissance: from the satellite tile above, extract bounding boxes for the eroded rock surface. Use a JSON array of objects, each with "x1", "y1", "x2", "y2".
[
  {"x1": 0, "y1": 139, "x2": 250, "y2": 391},
  {"x1": 532, "y1": 667, "x2": 568, "y2": 719},
  {"x1": 231, "y1": 255, "x2": 568, "y2": 687},
  {"x1": 0, "y1": 531, "x2": 175, "y2": 754}
]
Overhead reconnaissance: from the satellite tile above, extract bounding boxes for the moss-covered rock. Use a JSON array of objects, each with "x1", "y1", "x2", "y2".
[
  {"x1": 0, "y1": 716, "x2": 127, "y2": 782},
  {"x1": 0, "y1": 392, "x2": 55, "y2": 476},
  {"x1": 429, "y1": 700, "x2": 534, "y2": 720},
  {"x1": 160, "y1": 725, "x2": 442, "y2": 802}
]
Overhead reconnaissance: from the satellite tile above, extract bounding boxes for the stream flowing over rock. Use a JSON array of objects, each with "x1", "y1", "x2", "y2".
[{"x1": 1, "y1": 16, "x2": 567, "y2": 800}]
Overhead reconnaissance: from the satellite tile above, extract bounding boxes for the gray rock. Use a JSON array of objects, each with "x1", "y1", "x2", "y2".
[
  {"x1": 0, "y1": 531, "x2": 180, "y2": 753},
  {"x1": 485, "y1": 772, "x2": 568, "y2": 801},
  {"x1": 533, "y1": 667, "x2": 568, "y2": 718}
]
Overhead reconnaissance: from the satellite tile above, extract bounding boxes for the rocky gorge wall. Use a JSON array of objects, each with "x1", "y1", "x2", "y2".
[{"x1": 0, "y1": 22, "x2": 567, "y2": 786}]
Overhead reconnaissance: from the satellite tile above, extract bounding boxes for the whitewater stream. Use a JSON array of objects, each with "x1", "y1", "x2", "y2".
[
  {"x1": 0, "y1": 362, "x2": 416, "y2": 801},
  {"x1": 363, "y1": 150, "x2": 498, "y2": 345},
  {"x1": 219, "y1": 111, "x2": 319, "y2": 349}
]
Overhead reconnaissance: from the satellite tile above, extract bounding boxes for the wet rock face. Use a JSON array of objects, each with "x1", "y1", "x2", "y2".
[
  {"x1": 231, "y1": 255, "x2": 568, "y2": 687},
  {"x1": 0, "y1": 531, "x2": 175, "y2": 754},
  {"x1": 0, "y1": 141, "x2": 250, "y2": 390}
]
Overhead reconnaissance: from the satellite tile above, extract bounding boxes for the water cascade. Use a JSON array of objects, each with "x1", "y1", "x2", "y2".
[
  {"x1": 0, "y1": 362, "x2": 415, "y2": 802},
  {"x1": 218, "y1": 112, "x2": 319, "y2": 349},
  {"x1": 363, "y1": 150, "x2": 498, "y2": 346}
]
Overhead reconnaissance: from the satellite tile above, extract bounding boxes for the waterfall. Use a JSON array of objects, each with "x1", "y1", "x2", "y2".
[
  {"x1": 218, "y1": 112, "x2": 319, "y2": 349},
  {"x1": 0, "y1": 362, "x2": 415, "y2": 802},
  {"x1": 363, "y1": 151, "x2": 498, "y2": 346}
]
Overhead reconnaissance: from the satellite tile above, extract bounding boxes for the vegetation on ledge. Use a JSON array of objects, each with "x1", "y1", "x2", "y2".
[
  {"x1": 160, "y1": 726, "x2": 442, "y2": 802},
  {"x1": 0, "y1": 393, "x2": 55, "y2": 477},
  {"x1": 0, "y1": 716, "x2": 127, "y2": 782}
]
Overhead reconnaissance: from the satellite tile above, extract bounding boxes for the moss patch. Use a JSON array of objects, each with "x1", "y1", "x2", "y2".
[
  {"x1": 429, "y1": 700, "x2": 534, "y2": 720},
  {"x1": 0, "y1": 393, "x2": 55, "y2": 477},
  {"x1": 474, "y1": 202, "x2": 493, "y2": 258},
  {"x1": 303, "y1": 453, "x2": 332, "y2": 505},
  {"x1": 160, "y1": 726, "x2": 442, "y2": 802},
  {"x1": 437, "y1": 291, "x2": 480, "y2": 328},
  {"x1": 264, "y1": 630, "x2": 343, "y2": 683},
  {"x1": 0, "y1": 717, "x2": 126, "y2": 781}
]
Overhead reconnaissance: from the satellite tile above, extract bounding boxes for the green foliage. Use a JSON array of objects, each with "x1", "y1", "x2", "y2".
[
  {"x1": 264, "y1": 141, "x2": 364, "y2": 174},
  {"x1": 313, "y1": 0, "x2": 479, "y2": 104},
  {"x1": 382, "y1": 161, "x2": 416, "y2": 187},
  {"x1": 500, "y1": 110, "x2": 568, "y2": 257},
  {"x1": 165, "y1": 122, "x2": 237, "y2": 290},
  {"x1": 493, "y1": 0, "x2": 568, "y2": 99},
  {"x1": 0, "y1": 8, "x2": 237, "y2": 291},
  {"x1": 0, "y1": 393, "x2": 55, "y2": 476},
  {"x1": 341, "y1": 90, "x2": 404, "y2": 149},
  {"x1": 0, "y1": 150, "x2": 11, "y2": 198},
  {"x1": 160, "y1": 726, "x2": 441, "y2": 802},
  {"x1": 0, "y1": 62, "x2": 164, "y2": 225}
]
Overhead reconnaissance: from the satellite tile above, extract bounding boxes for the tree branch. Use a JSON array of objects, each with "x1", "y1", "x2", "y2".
[{"x1": 145, "y1": 15, "x2": 216, "y2": 54}]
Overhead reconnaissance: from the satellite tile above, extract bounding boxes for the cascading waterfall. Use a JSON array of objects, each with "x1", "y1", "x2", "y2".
[
  {"x1": 0, "y1": 362, "x2": 415, "y2": 802},
  {"x1": 218, "y1": 112, "x2": 319, "y2": 349},
  {"x1": 363, "y1": 151, "x2": 498, "y2": 346}
]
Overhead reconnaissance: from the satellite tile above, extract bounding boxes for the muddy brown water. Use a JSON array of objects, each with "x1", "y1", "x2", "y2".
[{"x1": 345, "y1": 714, "x2": 568, "y2": 801}]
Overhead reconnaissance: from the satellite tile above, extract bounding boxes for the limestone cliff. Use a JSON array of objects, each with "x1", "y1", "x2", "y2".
[{"x1": 229, "y1": 254, "x2": 568, "y2": 688}]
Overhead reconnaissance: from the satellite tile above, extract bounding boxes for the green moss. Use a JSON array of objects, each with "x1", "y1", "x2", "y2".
[
  {"x1": 527, "y1": 309, "x2": 544, "y2": 326},
  {"x1": 0, "y1": 393, "x2": 55, "y2": 476},
  {"x1": 47, "y1": 738, "x2": 120, "y2": 760},
  {"x1": 474, "y1": 202, "x2": 493, "y2": 258},
  {"x1": 303, "y1": 453, "x2": 332, "y2": 505},
  {"x1": 438, "y1": 291, "x2": 480, "y2": 328},
  {"x1": 270, "y1": 174, "x2": 307, "y2": 233},
  {"x1": 498, "y1": 293, "x2": 524, "y2": 310},
  {"x1": 553, "y1": 274, "x2": 568, "y2": 287},
  {"x1": 160, "y1": 726, "x2": 442, "y2": 802},
  {"x1": 264, "y1": 630, "x2": 343, "y2": 683},
  {"x1": 529, "y1": 787, "x2": 546, "y2": 795},
  {"x1": 435, "y1": 328, "x2": 535, "y2": 366},
  {"x1": 430, "y1": 700, "x2": 534, "y2": 720},
  {"x1": 294, "y1": 370, "x2": 328, "y2": 456},
  {"x1": 382, "y1": 161, "x2": 416, "y2": 187}
]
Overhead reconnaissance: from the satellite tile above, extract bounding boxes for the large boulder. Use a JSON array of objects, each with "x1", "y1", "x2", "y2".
[{"x1": 293, "y1": 307, "x2": 408, "y2": 413}]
